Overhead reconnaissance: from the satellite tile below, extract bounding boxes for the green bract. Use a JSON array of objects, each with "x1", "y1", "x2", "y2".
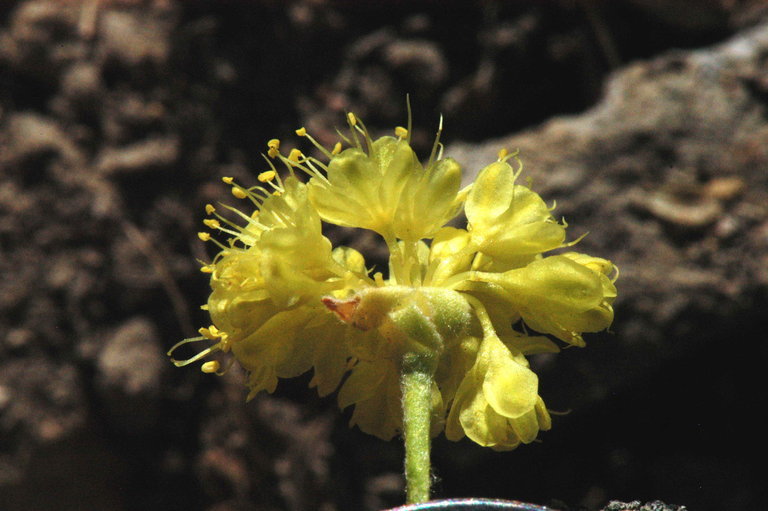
[{"x1": 172, "y1": 114, "x2": 617, "y2": 448}]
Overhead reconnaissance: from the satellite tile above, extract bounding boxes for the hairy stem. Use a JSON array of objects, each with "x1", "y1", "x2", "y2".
[{"x1": 401, "y1": 353, "x2": 433, "y2": 504}]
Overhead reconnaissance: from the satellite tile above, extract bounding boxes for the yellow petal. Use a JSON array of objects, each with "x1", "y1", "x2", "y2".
[
  {"x1": 481, "y1": 336, "x2": 539, "y2": 419},
  {"x1": 509, "y1": 408, "x2": 539, "y2": 444},
  {"x1": 465, "y1": 161, "x2": 518, "y2": 229}
]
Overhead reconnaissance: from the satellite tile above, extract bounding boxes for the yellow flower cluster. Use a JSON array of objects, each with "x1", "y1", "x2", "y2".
[{"x1": 171, "y1": 114, "x2": 617, "y2": 451}]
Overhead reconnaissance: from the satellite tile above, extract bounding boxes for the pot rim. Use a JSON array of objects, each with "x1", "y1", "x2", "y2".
[{"x1": 386, "y1": 498, "x2": 557, "y2": 511}]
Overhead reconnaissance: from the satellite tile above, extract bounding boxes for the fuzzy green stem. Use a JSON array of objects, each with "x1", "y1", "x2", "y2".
[{"x1": 401, "y1": 353, "x2": 434, "y2": 504}]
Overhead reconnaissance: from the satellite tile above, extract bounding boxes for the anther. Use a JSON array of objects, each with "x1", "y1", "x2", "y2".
[
  {"x1": 267, "y1": 138, "x2": 280, "y2": 149},
  {"x1": 347, "y1": 112, "x2": 357, "y2": 126},
  {"x1": 198, "y1": 232, "x2": 211, "y2": 242},
  {"x1": 205, "y1": 204, "x2": 216, "y2": 215},
  {"x1": 198, "y1": 326, "x2": 219, "y2": 339},
  {"x1": 267, "y1": 147, "x2": 279, "y2": 159},
  {"x1": 201, "y1": 361, "x2": 220, "y2": 373},
  {"x1": 258, "y1": 170, "x2": 276, "y2": 182},
  {"x1": 394, "y1": 126, "x2": 408, "y2": 138},
  {"x1": 203, "y1": 219, "x2": 220, "y2": 229},
  {"x1": 331, "y1": 142, "x2": 342, "y2": 155},
  {"x1": 222, "y1": 176, "x2": 234, "y2": 184},
  {"x1": 200, "y1": 265, "x2": 214, "y2": 273},
  {"x1": 295, "y1": 127, "x2": 307, "y2": 137},
  {"x1": 231, "y1": 187, "x2": 247, "y2": 199},
  {"x1": 288, "y1": 148, "x2": 303, "y2": 163},
  {"x1": 498, "y1": 148, "x2": 509, "y2": 160}
]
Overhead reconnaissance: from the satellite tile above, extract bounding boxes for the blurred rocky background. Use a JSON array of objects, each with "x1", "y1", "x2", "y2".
[{"x1": 1, "y1": 1, "x2": 766, "y2": 510}]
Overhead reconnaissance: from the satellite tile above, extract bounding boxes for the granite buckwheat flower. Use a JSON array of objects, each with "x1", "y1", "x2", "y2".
[{"x1": 171, "y1": 112, "x2": 617, "y2": 454}]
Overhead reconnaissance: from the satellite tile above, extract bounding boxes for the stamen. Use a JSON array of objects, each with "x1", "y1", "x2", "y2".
[
  {"x1": 167, "y1": 336, "x2": 223, "y2": 368},
  {"x1": 405, "y1": 94, "x2": 413, "y2": 143},
  {"x1": 346, "y1": 113, "x2": 362, "y2": 149},
  {"x1": 302, "y1": 130, "x2": 334, "y2": 158},
  {"x1": 354, "y1": 117, "x2": 374, "y2": 154},
  {"x1": 610, "y1": 265, "x2": 620, "y2": 283},
  {"x1": 561, "y1": 231, "x2": 588, "y2": 248},
  {"x1": 302, "y1": 158, "x2": 331, "y2": 185},
  {"x1": 209, "y1": 209, "x2": 249, "y2": 235},
  {"x1": 170, "y1": 346, "x2": 217, "y2": 367},
  {"x1": 258, "y1": 154, "x2": 288, "y2": 185},
  {"x1": 276, "y1": 151, "x2": 329, "y2": 185},
  {"x1": 221, "y1": 203, "x2": 268, "y2": 230},
  {"x1": 427, "y1": 115, "x2": 444, "y2": 168},
  {"x1": 167, "y1": 336, "x2": 206, "y2": 356},
  {"x1": 335, "y1": 129, "x2": 353, "y2": 145},
  {"x1": 197, "y1": 231, "x2": 229, "y2": 251}
]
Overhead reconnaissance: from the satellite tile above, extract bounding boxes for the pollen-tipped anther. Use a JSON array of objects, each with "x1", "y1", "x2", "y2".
[
  {"x1": 288, "y1": 148, "x2": 303, "y2": 163},
  {"x1": 258, "y1": 170, "x2": 276, "y2": 182},
  {"x1": 201, "y1": 361, "x2": 220, "y2": 373}
]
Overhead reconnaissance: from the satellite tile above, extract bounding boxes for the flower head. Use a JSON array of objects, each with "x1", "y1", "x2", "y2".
[{"x1": 170, "y1": 111, "x2": 617, "y2": 447}]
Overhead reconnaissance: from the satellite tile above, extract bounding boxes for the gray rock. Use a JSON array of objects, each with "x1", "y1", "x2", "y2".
[
  {"x1": 448, "y1": 20, "x2": 768, "y2": 407},
  {"x1": 96, "y1": 316, "x2": 166, "y2": 432}
]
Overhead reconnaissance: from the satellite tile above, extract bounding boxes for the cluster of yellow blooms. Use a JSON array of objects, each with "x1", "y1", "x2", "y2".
[{"x1": 171, "y1": 113, "x2": 617, "y2": 451}]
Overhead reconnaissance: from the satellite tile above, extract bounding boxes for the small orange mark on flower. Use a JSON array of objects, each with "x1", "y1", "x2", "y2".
[{"x1": 322, "y1": 295, "x2": 361, "y2": 323}]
